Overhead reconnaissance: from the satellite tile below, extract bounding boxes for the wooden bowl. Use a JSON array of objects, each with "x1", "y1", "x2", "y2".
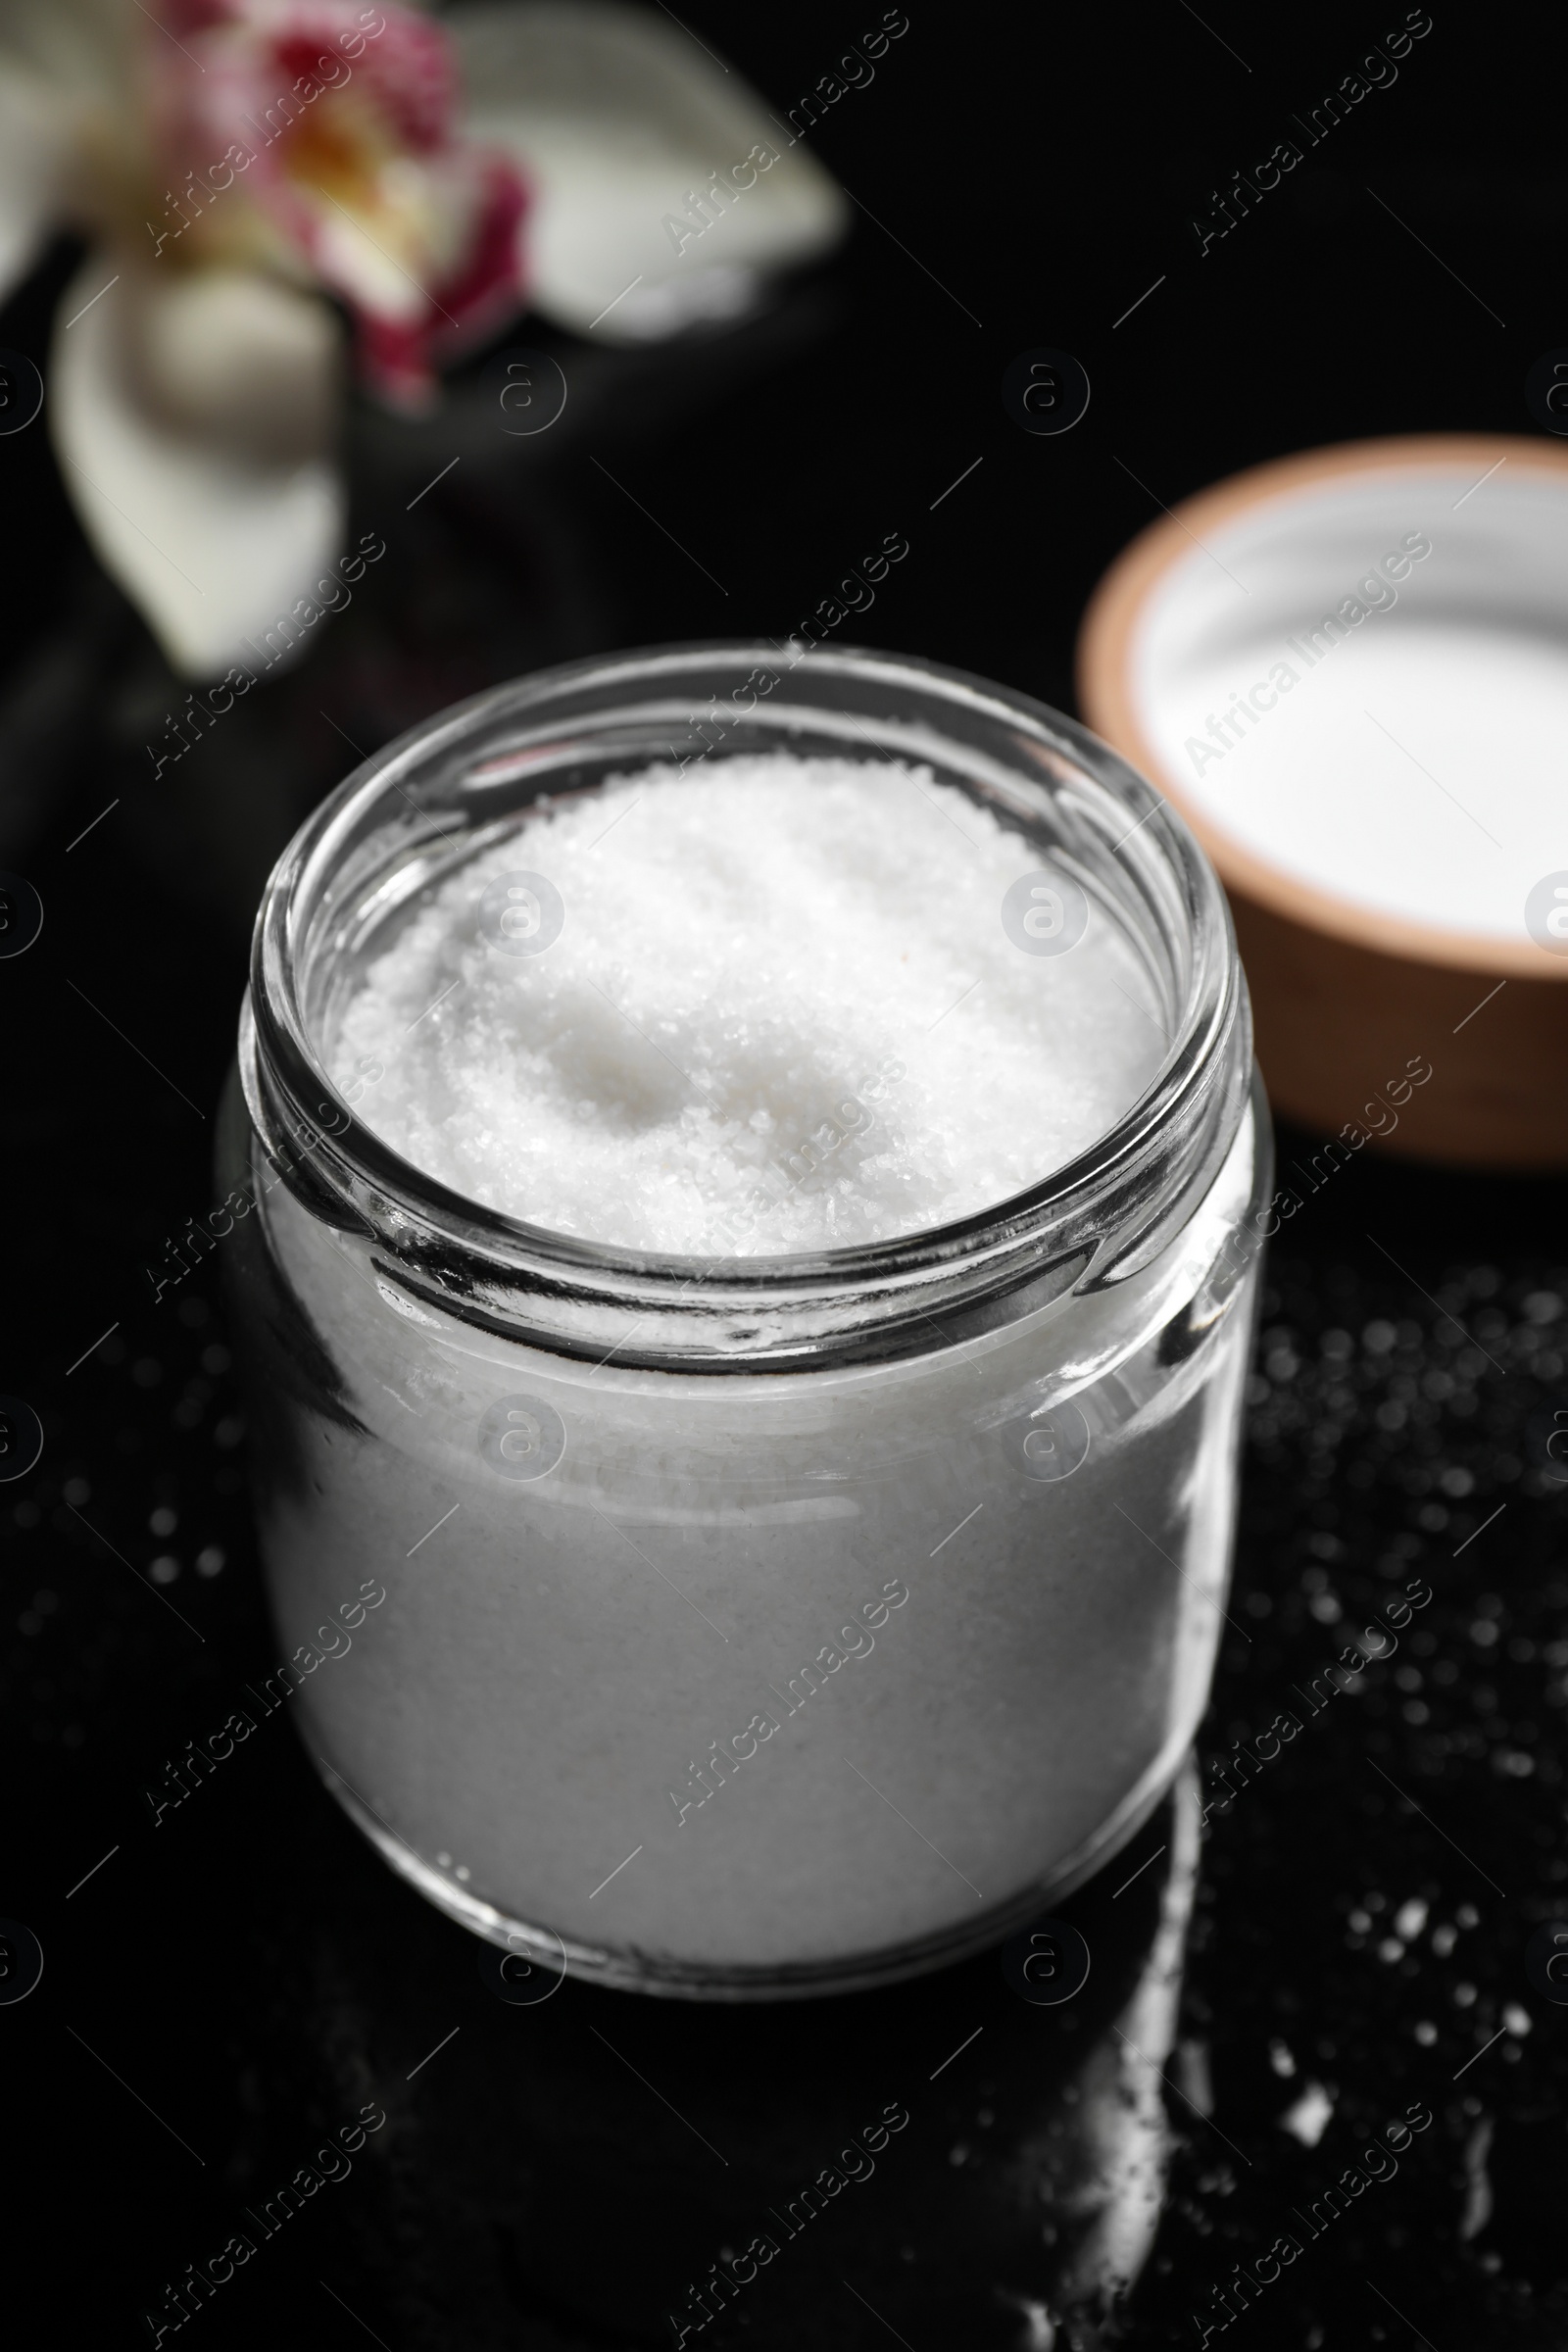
[{"x1": 1077, "y1": 434, "x2": 1568, "y2": 1169}]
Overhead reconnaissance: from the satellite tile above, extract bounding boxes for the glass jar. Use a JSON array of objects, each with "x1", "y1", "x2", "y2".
[{"x1": 221, "y1": 643, "x2": 1268, "y2": 1999}]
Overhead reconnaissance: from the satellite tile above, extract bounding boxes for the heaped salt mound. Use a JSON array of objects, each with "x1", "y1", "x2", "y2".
[{"x1": 328, "y1": 756, "x2": 1163, "y2": 1254}]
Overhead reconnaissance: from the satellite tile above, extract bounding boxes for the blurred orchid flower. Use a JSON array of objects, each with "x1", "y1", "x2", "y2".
[{"x1": 0, "y1": 0, "x2": 845, "y2": 676}]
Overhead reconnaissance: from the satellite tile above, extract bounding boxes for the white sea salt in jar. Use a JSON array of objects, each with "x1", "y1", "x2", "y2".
[{"x1": 223, "y1": 644, "x2": 1269, "y2": 1998}]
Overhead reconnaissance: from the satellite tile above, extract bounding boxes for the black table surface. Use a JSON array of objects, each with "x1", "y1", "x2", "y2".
[{"x1": 5, "y1": 5, "x2": 1567, "y2": 2343}]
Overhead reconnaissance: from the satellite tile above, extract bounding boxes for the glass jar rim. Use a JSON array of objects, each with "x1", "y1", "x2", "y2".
[{"x1": 242, "y1": 641, "x2": 1250, "y2": 1370}]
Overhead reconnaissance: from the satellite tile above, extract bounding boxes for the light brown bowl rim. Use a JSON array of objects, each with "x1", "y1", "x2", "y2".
[{"x1": 1077, "y1": 431, "x2": 1568, "y2": 983}]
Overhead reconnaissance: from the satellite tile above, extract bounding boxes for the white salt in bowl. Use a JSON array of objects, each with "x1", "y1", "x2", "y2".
[{"x1": 1078, "y1": 435, "x2": 1568, "y2": 1167}]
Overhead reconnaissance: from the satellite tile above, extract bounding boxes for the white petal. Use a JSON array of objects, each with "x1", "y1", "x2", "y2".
[
  {"x1": 0, "y1": 0, "x2": 135, "y2": 98},
  {"x1": 49, "y1": 258, "x2": 347, "y2": 679},
  {"x1": 448, "y1": 0, "x2": 848, "y2": 339},
  {"x1": 0, "y1": 70, "x2": 70, "y2": 307}
]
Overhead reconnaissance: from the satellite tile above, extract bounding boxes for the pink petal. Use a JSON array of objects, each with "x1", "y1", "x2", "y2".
[
  {"x1": 355, "y1": 153, "x2": 529, "y2": 411},
  {"x1": 272, "y1": 8, "x2": 454, "y2": 154},
  {"x1": 156, "y1": 1, "x2": 528, "y2": 408}
]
